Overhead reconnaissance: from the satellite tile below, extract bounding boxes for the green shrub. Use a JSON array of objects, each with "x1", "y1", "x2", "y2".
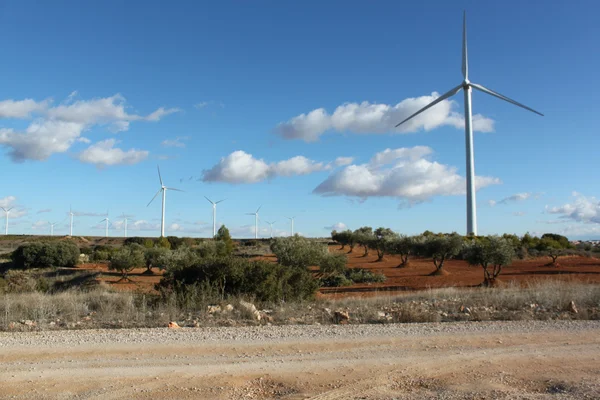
[
  {"x1": 124, "y1": 237, "x2": 146, "y2": 246},
  {"x1": 109, "y1": 244, "x2": 145, "y2": 280},
  {"x1": 11, "y1": 241, "x2": 80, "y2": 269},
  {"x1": 319, "y1": 253, "x2": 347, "y2": 276},
  {"x1": 320, "y1": 273, "x2": 353, "y2": 287},
  {"x1": 215, "y1": 225, "x2": 234, "y2": 256},
  {"x1": 156, "y1": 237, "x2": 171, "y2": 249},
  {"x1": 144, "y1": 247, "x2": 170, "y2": 273},
  {"x1": 270, "y1": 236, "x2": 327, "y2": 269},
  {"x1": 156, "y1": 247, "x2": 200, "y2": 271},
  {"x1": 2, "y1": 270, "x2": 38, "y2": 292},
  {"x1": 346, "y1": 268, "x2": 386, "y2": 283},
  {"x1": 159, "y1": 256, "x2": 319, "y2": 303},
  {"x1": 167, "y1": 236, "x2": 185, "y2": 250}
]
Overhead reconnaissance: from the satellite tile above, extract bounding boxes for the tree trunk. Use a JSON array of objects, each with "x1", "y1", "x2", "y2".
[
  {"x1": 339, "y1": 244, "x2": 345, "y2": 250},
  {"x1": 363, "y1": 246, "x2": 369, "y2": 256},
  {"x1": 376, "y1": 249, "x2": 384, "y2": 262},
  {"x1": 348, "y1": 244, "x2": 354, "y2": 253}
]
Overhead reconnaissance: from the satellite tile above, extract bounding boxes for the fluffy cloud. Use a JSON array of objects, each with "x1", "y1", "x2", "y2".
[
  {"x1": 0, "y1": 94, "x2": 178, "y2": 162},
  {"x1": 334, "y1": 157, "x2": 354, "y2": 166},
  {"x1": 0, "y1": 196, "x2": 16, "y2": 208},
  {"x1": 313, "y1": 146, "x2": 500, "y2": 205},
  {"x1": 546, "y1": 192, "x2": 600, "y2": 224},
  {"x1": 161, "y1": 136, "x2": 189, "y2": 148},
  {"x1": 77, "y1": 139, "x2": 148, "y2": 168},
  {"x1": 37, "y1": 209, "x2": 52, "y2": 214},
  {"x1": 489, "y1": 192, "x2": 541, "y2": 207},
  {"x1": 202, "y1": 151, "x2": 332, "y2": 184},
  {"x1": 325, "y1": 222, "x2": 348, "y2": 231},
  {"x1": 274, "y1": 94, "x2": 494, "y2": 142}
]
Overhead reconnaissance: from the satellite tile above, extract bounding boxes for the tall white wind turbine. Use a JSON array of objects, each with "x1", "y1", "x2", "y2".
[
  {"x1": 120, "y1": 214, "x2": 129, "y2": 238},
  {"x1": 1, "y1": 207, "x2": 13, "y2": 235},
  {"x1": 264, "y1": 220, "x2": 276, "y2": 238},
  {"x1": 395, "y1": 12, "x2": 543, "y2": 236},
  {"x1": 49, "y1": 221, "x2": 58, "y2": 237},
  {"x1": 147, "y1": 166, "x2": 183, "y2": 237},
  {"x1": 99, "y1": 213, "x2": 110, "y2": 238},
  {"x1": 246, "y1": 205, "x2": 262, "y2": 239},
  {"x1": 205, "y1": 197, "x2": 225, "y2": 238},
  {"x1": 69, "y1": 206, "x2": 74, "y2": 236},
  {"x1": 286, "y1": 216, "x2": 296, "y2": 236}
]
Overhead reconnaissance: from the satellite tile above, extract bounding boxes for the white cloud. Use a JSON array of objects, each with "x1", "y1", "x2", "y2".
[
  {"x1": 334, "y1": 157, "x2": 354, "y2": 166},
  {"x1": 37, "y1": 208, "x2": 52, "y2": 214},
  {"x1": 161, "y1": 136, "x2": 189, "y2": 148},
  {"x1": 0, "y1": 98, "x2": 51, "y2": 118},
  {"x1": 202, "y1": 151, "x2": 331, "y2": 184},
  {"x1": 0, "y1": 93, "x2": 178, "y2": 162},
  {"x1": 77, "y1": 139, "x2": 149, "y2": 168},
  {"x1": 546, "y1": 192, "x2": 600, "y2": 224},
  {"x1": 489, "y1": 192, "x2": 541, "y2": 207},
  {"x1": 274, "y1": 95, "x2": 494, "y2": 142},
  {"x1": 313, "y1": 146, "x2": 500, "y2": 205},
  {"x1": 195, "y1": 101, "x2": 225, "y2": 109},
  {"x1": 0, "y1": 196, "x2": 16, "y2": 208},
  {"x1": 32, "y1": 220, "x2": 48, "y2": 230},
  {"x1": 325, "y1": 222, "x2": 347, "y2": 231}
]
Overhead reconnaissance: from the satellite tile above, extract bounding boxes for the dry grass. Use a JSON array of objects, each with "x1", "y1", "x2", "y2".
[{"x1": 1, "y1": 280, "x2": 598, "y2": 331}]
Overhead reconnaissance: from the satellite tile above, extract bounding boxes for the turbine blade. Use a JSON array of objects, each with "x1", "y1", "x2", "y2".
[
  {"x1": 147, "y1": 189, "x2": 162, "y2": 207},
  {"x1": 256, "y1": 205, "x2": 262, "y2": 213},
  {"x1": 204, "y1": 196, "x2": 214, "y2": 204},
  {"x1": 245, "y1": 213, "x2": 255, "y2": 215},
  {"x1": 157, "y1": 165, "x2": 163, "y2": 186},
  {"x1": 216, "y1": 199, "x2": 225, "y2": 204},
  {"x1": 462, "y1": 11, "x2": 468, "y2": 79},
  {"x1": 470, "y1": 82, "x2": 544, "y2": 116},
  {"x1": 166, "y1": 187, "x2": 184, "y2": 192},
  {"x1": 395, "y1": 84, "x2": 463, "y2": 127}
]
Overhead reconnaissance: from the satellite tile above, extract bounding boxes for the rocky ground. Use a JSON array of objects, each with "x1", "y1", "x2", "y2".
[{"x1": 1, "y1": 320, "x2": 599, "y2": 399}]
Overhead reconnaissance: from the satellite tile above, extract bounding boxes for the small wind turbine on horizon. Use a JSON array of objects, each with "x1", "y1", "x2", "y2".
[
  {"x1": 264, "y1": 220, "x2": 276, "y2": 238},
  {"x1": 49, "y1": 221, "x2": 58, "y2": 237},
  {"x1": 286, "y1": 216, "x2": 296, "y2": 236},
  {"x1": 99, "y1": 212, "x2": 110, "y2": 238},
  {"x1": 120, "y1": 214, "x2": 129, "y2": 238},
  {"x1": 246, "y1": 205, "x2": 262, "y2": 239},
  {"x1": 205, "y1": 196, "x2": 225, "y2": 238},
  {"x1": 1, "y1": 207, "x2": 13, "y2": 235},
  {"x1": 69, "y1": 206, "x2": 74, "y2": 236},
  {"x1": 147, "y1": 165, "x2": 183, "y2": 237},
  {"x1": 395, "y1": 11, "x2": 543, "y2": 236}
]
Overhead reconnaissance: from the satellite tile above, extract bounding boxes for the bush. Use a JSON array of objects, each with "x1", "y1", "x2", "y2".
[
  {"x1": 166, "y1": 236, "x2": 185, "y2": 250},
  {"x1": 156, "y1": 247, "x2": 201, "y2": 271},
  {"x1": 321, "y1": 273, "x2": 353, "y2": 287},
  {"x1": 156, "y1": 237, "x2": 171, "y2": 249},
  {"x1": 346, "y1": 268, "x2": 386, "y2": 283},
  {"x1": 464, "y1": 236, "x2": 515, "y2": 286},
  {"x1": 124, "y1": 237, "x2": 146, "y2": 246},
  {"x1": 270, "y1": 236, "x2": 327, "y2": 269},
  {"x1": 215, "y1": 225, "x2": 234, "y2": 256},
  {"x1": 319, "y1": 253, "x2": 347, "y2": 276},
  {"x1": 144, "y1": 247, "x2": 170, "y2": 273},
  {"x1": 2, "y1": 270, "x2": 38, "y2": 293},
  {"x1": 109, "y1": 244, "x2": 145, "y2": 280},
  {"x1": 11, "y1": 241, "x2": 80, "y2": 269},
  {"x1": 159, "y1": 256, "x2": 319, "y2": 302}
]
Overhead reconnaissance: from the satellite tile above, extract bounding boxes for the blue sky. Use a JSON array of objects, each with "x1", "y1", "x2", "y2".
[{"x1": 1, "y1": 0, "x2": 599, "y2": 239}]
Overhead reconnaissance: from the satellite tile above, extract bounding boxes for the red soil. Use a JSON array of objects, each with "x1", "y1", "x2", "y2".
[{"x1": 77, "y1": 245, "x2": 600, "y2": 298}]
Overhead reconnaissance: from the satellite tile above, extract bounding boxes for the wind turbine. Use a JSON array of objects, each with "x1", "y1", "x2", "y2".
[
  {"x1": 246, "y1": 205, "x2": 262, "y2": 239},
  {"x1": 99, "y1": 213, "x2": 110, "y2": 238},
  {"x1": 147, "y1": 165, "x2": 183, "y2": 237},
  {"x1": 264, "y1": 220, "x2": 276, "y2": 238},
  {"x1": 286, "y1": 216, "x2": 296, "y2": 236},
  {"x1": 205, "y1": 197, "x2": 225, "y2": 238},
  {"x1": 49, "y1": 221, "x2": 58, "y2": 237},
  {"x1": 69, "y1": 206, "x2": 75, "y2": 236},
  {"x1": 395, "y1": 12, "x2": 543, "y2": 236},
  {"x1": 1, "y1": 207, "x2": 13, "y2": 235},
  {"x1": 120, "y1": 214, "x2": 129, "y2": 238}
]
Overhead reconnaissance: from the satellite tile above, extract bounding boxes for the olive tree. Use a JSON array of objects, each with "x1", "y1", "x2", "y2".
[
  {"x1": 143, "y1": 247, "x2": 169, "y2": 275},
  {"x1": 464, "y1": 236, "x2": 515, "y2": 286},
  {"x1": 536, "y1": 237, "x2": 569, "y2": 266},
  {"x1": 353, "y1": 226, "x2": 374, "y2": 256},
  {"x1": 389, "y1": 235, "x2": 418, "y2": 268},
  {"x1": 270, "y1": 236, "x2": 327, "y2": 269},
  {"x1": 421, "y1": 233, "x2": 463, "y2": 274},
  {"x1": 370, "y1": 227, "x2": 398, "y2": 262},
  {"x1": 109, "y1": 244, "x2": 145, "y2": 281}
]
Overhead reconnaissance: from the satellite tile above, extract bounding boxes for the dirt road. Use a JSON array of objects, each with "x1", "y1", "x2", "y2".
[{"x1": 1, "y1": 321, "x2": 599, "y2": 399}]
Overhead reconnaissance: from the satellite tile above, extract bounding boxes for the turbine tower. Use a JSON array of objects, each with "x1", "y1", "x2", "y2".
[
  {"x1": 99, "y1": 213, "x2": 110, "y2": 238},
  {"x1": 69, "y1": 206, "x2": 74, "y2": 236},
  {"x1": 120, "y1": 214, "x2": 129, "y2": 238},
  {"x1": 395, "y1": 12, "x2": 543, "y2": 236},
  {"x1": 1, "y1": 207, "x2": 13, "y2": 235},
  {"x1": 265, "y1": 220, "x2": 276, "y2": 238},
  {"x1": 49, "y1": 221, "x2": 58, "y2": 237},
  {"x1": 246, "y1": 205, "x2": 262, "y2": 239},
  {"x1": 286, "y1": 216, "x2": 296, "y2": 236},
  {"x1": 205, "y1": 197, "x2": 225, "y2": 238},
  {"x1": 147, "y1": 165, "x2": 183, "y2": 237}
]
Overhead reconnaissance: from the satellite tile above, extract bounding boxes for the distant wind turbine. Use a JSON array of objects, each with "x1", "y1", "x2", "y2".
[
  {"x1": 120, "y1": 214, "x2": 129, "y2": 238},
  {"x1": 205, "y1": 196, "x2": 225, "y2": 238},
  {"x1": 395, "y1": 12, "x2": 543, "y2": 236},
  {"x1": 1, "y1": 207, "x2": 13, "y2": 235},
  {"x1": 147, "y1": 165, "x2": 183, "y2": 237},
  {"x1": 286, "y1": 216, "x2": 296, "y2": 236},
  {"x1": 69, "y1": 206, "x2": 75, "y2": 236},
  {"x1": 49, "y1": 221, "x2": 58, "y2": 237},
  {"x1": 99, "y1": 212, "x2": 110, "y2": 238},
  {"x1": 246, "y1": 205, "x2": 262, "y2": 239},
  {"x1": 264, "y1": 220, "x2": 276, "y2": 238}
]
